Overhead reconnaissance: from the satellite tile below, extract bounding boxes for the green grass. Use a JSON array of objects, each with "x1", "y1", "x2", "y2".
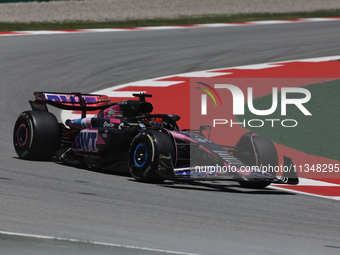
[
  {"x1": 1, "y1": 9, "x2": 340, "y2": 31},
  {"x1": 0, "y1": 0, "x2": 55, "y2": 2},
  {"x1": 0, "y1": 0, "x2": 72, "y2": 2},
  {"x1": 236, "y1": 80, "x2": 340, "y2": 161}
]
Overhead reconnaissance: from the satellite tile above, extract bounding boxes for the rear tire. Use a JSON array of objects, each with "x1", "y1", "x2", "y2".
[
  {"x1": 128, "y1": 130, "x2": 176, "y2": 183},
  {"x1": 13, "y1": 111, "x2": 61, "y2": 160},
  {"x1": 236, "y1": 135, "x2": 278, "y2": 188}
]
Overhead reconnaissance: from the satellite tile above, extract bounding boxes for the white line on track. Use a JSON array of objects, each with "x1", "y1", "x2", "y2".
[
  {"x1": 271, "y1": 178, "x2": 340, "y2": 201},
  {"x1": 289, "y1": 178, "x2": 340, "y2": 186},
  {"x1": 0, "y1": 230, "x2": 201, "y2": 255},
  {"x1": 270, "y1": 186, "x2": 340, "y2": 201}
]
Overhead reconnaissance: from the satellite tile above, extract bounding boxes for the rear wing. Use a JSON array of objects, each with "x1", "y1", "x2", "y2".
[{"x1": 29, "y1": 92, "x2": 116, "y2": 118}]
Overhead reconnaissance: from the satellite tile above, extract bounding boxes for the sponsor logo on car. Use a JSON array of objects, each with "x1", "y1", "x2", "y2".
[
  {"x1": 103, "y1": 121, "x2": 115, "y2": 128},
  {"x1": 76, "y1": 130, "x2": 98, "y2": 152},
  {"x1": 45, "y1": 94, "x2": 98, "y2": 104}
]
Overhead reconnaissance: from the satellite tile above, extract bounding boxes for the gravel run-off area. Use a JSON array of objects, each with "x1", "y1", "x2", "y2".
[{"x1": 1, "y1": 0, "x2": 340, "y2": 23}]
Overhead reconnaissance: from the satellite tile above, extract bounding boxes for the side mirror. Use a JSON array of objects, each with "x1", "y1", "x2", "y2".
[{"x1": 199, "y1": 125, "x2": 211, "y2": 133}]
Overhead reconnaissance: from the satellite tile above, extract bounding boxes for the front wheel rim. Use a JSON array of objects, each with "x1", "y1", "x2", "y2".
[
  {"x1": 17, "y1": 123, "x2": 28, "y2": 148},
  {"x1": 133, "y1": 143, "x2": 148, "y2": 168}
]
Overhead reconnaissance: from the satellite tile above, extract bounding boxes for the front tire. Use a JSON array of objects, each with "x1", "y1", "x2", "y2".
[
  {"x1": 13, "y1": 111, "x2": 61, "y2": 160},
  {"x1": 128, "y1": 130, "x2": 176, "y2": 183},
  {"x1": 235, "y1": 134, "x2": 278, "y2": 188}
]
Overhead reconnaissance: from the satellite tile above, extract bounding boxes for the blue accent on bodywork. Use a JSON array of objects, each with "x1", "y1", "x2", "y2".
[{"x1": 134, "y1": 143, "x2": 148, "y2": 168}]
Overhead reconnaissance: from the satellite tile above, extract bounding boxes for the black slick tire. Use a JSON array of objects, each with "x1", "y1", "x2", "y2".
[
  {"x1": 13, "y1": 111, "x2": 61, "y2": 160},
  {"x1": 128, "y1": 130, "x2": 176, "y2": 183},
  {"x1": 237, "y1": 135, "x2": 278, "y2": 189}
]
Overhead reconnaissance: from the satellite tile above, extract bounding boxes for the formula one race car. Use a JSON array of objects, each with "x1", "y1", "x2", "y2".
[{"x1": 13, "y1": 92, "x2": 298, "y2": 188}]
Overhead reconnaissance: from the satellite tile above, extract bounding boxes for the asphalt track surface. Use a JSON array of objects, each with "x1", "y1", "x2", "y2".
[{"x1": 1, "y1": 21, "x2": 340, "y2": 255}]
